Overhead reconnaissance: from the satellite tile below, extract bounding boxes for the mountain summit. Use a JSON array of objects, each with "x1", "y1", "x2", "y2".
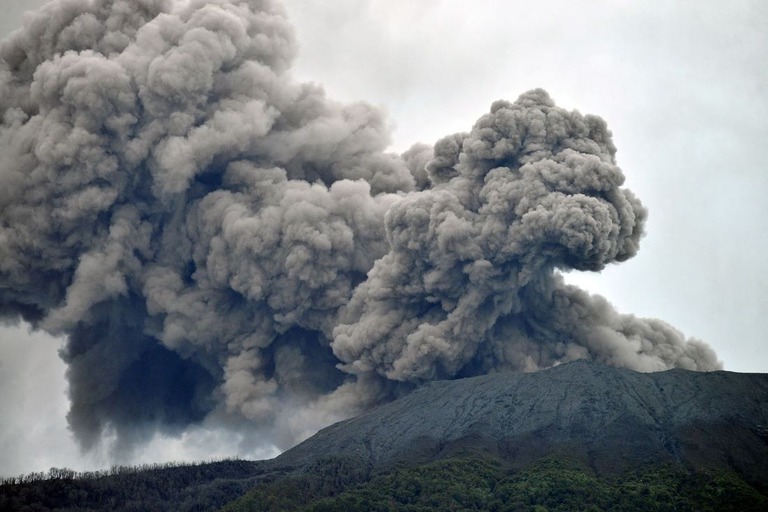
[{"x1": 277, "y1": 360, "x2": 768, "y2": 479}]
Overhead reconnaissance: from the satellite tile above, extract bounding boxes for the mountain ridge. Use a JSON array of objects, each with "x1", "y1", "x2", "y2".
[{"x1": 275, "y1": 359, "x2": 768, "y2": 482}]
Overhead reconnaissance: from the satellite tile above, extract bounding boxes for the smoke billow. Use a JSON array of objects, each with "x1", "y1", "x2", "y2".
[{"x1": 0, "y1": 0, "x2": 720, "y2": 455}]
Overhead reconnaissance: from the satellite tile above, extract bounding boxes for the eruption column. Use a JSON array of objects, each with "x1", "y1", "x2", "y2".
[{"x1": 0, "y1": 0, "x2": 720, "y2": 455}]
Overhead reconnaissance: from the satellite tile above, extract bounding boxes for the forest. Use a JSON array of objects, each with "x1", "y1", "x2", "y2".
[{"x1": 4, "y1": 454, "x2": 766, "y2": 511}]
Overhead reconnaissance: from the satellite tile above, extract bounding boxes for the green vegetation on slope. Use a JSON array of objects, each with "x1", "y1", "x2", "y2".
[
  {"x1": 223, "y1": 456, "x2": 768, "y2": 512},
  {"x1": 3, "y1": 454, "x2": 766, "y2": 511},
  {"x1": 0, "y1": 459, "x2": 265, "y2": 512}
]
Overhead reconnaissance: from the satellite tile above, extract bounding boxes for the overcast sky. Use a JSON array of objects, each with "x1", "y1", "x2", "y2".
[{"x1": 1, "y1": 0, "x2": 766, "y2": 477}]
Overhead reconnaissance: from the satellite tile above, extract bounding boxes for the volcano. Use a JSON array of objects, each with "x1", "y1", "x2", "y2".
[
  {"x1": 276, "y1": 359, "x2": 768, "y2": 479},
  {"x1": 4, "y1": 360, "x2": 768, "y2": 511}
]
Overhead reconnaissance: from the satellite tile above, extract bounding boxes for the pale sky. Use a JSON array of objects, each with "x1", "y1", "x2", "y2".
[{"x1": 1, "y1": 0, "x2": 766, "y2": 477}]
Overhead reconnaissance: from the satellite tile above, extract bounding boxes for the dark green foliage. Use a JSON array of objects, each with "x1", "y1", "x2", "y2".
[
  {"x1": 226, "y1": 456, "x2": 768, "y2": 512},
  {"x1": 220, "y1": 457, "x2": 369, "y2": 512},
  {"x1": 492, "y1": 458, "x2": 767, "y2": 512},
  {"x1": 5, "y1": 455, "x2": 767, "y2": 511},
  {"x1": 0, "y1": 459, "x2": 266, "y2": 512},
  {"x1": 306, "y1": 457, "x2": 499, "y2": 512}
]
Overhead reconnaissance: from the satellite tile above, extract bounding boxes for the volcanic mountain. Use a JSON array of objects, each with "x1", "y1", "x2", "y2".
[
  {"x1": 275, "y1": 359, "x2": 768, "y2": 478},
  {"x1": 4, "y1": 360, "x2": 768, "y2": 511}
]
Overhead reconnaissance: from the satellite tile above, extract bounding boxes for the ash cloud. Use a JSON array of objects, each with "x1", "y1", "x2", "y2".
[{"x1": 0, "y1": 0, "x2": 720, "y2": 456}]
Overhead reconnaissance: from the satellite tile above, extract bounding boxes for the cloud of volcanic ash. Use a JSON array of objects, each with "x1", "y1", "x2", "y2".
[{"x1": 0, "y1": 0, "x2": 720, "y2": 456}]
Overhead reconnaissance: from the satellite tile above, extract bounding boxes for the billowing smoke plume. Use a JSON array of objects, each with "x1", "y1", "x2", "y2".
[{"x1": 0, "y1": 0, "x2": 720, "y2": 455}]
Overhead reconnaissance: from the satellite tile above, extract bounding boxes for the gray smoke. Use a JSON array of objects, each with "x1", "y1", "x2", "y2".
[{"x1": 0, "y1": 0, "x2": 720, "y2": 456}]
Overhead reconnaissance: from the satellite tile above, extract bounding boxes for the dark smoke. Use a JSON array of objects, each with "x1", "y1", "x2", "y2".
[{"x1": 0, "y1": 0, "x2": 720, "y2": 455}]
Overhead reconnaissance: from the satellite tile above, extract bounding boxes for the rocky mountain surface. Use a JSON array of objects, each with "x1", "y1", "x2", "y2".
[
  {"x1": 275, "y1": 360, "x2": 768, "y2": 481},
  {"x1": 6, "y1": 360, "x2": 768, "y2": 511}
]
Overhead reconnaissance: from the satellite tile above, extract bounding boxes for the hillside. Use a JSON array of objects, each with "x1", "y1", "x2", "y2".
[
  {"x1": 4, "y1": 360, "x2": 768, "y2": 511},
  {"x1": 275, "y1": 360, "x2": 768, "y2": 480}
]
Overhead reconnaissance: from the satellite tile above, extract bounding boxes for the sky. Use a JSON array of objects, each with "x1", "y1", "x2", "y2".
[{"x1": 0, "y1": 0, "x2": 766, "y2": 477}]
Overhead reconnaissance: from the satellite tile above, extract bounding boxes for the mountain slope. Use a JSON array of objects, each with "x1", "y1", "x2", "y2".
[
  {"x1": 5, "y1": 360, "x2": 768, "y2": 511},
  {"x1": 275, "y1": 360, "x2": 768, "y2": 482},
  {"x1": 225, "y1": 456, "x2": 767, "y2": 512}
]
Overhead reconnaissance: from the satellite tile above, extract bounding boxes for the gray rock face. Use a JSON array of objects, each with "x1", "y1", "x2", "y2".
[{"x1": 275, "y1": 360, "x2": 768, "y2": 482}]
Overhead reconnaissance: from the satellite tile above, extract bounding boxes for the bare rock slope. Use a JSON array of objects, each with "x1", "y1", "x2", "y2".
[{"x1": 275, "y1": 360, "x2": 768, "y2": 484}]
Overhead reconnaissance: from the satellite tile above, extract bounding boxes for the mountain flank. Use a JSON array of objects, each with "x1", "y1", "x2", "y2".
[
  {"x1": 4, "y1": 360, "x2": 768, "y2": 511},
  {"x1": 276, "y1": 359, "x2": 768, "y2": 480}
]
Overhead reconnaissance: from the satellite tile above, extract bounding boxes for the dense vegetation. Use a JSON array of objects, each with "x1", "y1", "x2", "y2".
[
  {"x1": 224, "y1": 456, "x2": 768, "y2": 512},
  {"x1": 4, "y1": 454, "x2": 767, "y2": 511},
  {"x1": 0, "y1": 459, "x2": 267, "y2": 511}
]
